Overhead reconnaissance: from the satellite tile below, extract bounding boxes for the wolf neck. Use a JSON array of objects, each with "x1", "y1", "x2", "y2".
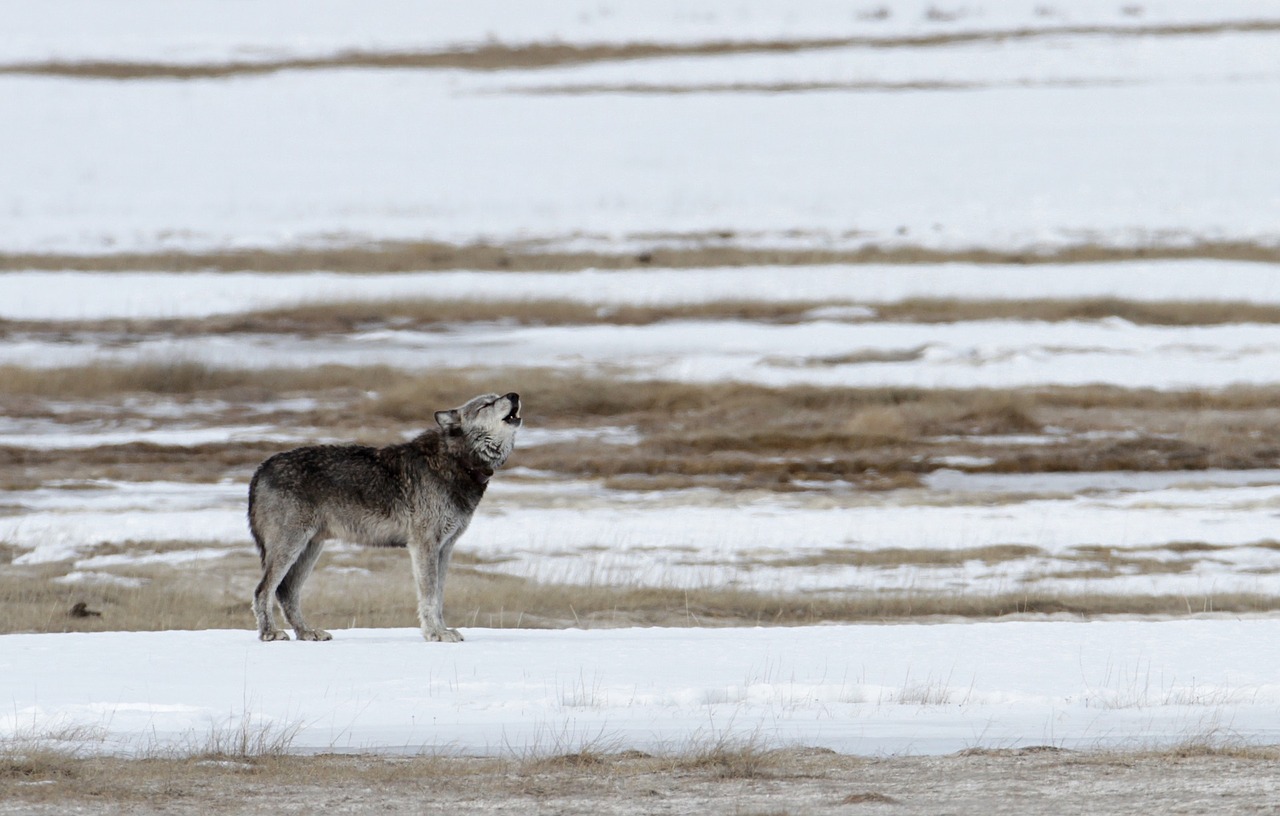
[{"x1": 408, "y1": 429, "x2": 492, "y2": 497}]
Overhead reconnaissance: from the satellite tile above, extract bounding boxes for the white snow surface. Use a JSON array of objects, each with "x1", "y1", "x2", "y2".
[
  {"x1": 7, "y1": 472, "x2": 1280, "y2": 597},
  {"x1": 7, "y1": 72, "x2": 1278, "y2": 255},
  {"x1": 4, "y1": 3, "x2": 1280, "y2": 255},
  {"x1": 5, "y1": 1, "x2": 1274, "y2": 64},
  {"x1": 6, "y1": 621, "x2": 1280, "y2": 757},
  {"x1": 10, "y1": 314, "x2": 1280, "y2": 390},
  {"x1": 7, "y1": 263, "x2": 1280, "y2": 321}
]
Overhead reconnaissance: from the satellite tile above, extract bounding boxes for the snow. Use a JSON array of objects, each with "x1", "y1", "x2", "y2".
[
  {"x1": 9, "y1": 262, "x2": 1280, "y2": 321},
  {"x1": 7, "y1": 1, "x2": 1280, "y2": 762},
  {"x1": 5, "y1": 1, "x2": 1275, "y2": 64},
  {"x1": 4, "y1": 7, "x2": 1280, "y2": 255},
  {"x1": 9, "y1": 314, "x2": 1280, "y2": 390},
  {"x1": 0, "y1": 419, "x2": 320, "y2": 449},
  {"x1": 7, "y1": 472, "x2": 1280, "y2": 597},
  {"x1": 5, "y1": 622, "x2": 1280, "y2": 757}
]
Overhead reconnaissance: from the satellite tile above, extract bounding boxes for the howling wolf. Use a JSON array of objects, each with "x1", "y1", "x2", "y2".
[{"x1": 248, "y1": 392, "x2": 521, "y2": 642}]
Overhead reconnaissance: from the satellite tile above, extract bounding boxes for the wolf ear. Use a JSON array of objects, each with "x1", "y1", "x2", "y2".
[{"x1": 435, "y1": 409, "x2": 461, "y2": 432}]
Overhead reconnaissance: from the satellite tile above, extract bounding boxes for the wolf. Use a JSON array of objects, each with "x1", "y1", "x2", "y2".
[{"x1": 248, "y1": 392, "x2": 521, "y2": 642}]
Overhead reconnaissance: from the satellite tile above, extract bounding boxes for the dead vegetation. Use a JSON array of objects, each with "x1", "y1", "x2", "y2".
[
  {"x1": 5, "y1": 18, "x2": 1279, "y2": 80},
  {"x1": 4, "y1": 544, "x2": 1279, "y2": 638},
  {"x1": 5, "y1": 237, "x2": 1280, "y2": 273},
  {"x1": 3, "y1": 365, "x2": 1280, "y2": 487},
  {"x1": 876, "y1": 297, "x2": 1280, "y2": 326},
  {"x1": 5, "y1": 741, "x2": 1280, "y2": 816}
]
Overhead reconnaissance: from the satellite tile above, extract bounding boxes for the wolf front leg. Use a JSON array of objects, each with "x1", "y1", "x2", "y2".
[{"x1": 407, "y1": 534, "x2": 463, "y2": 642}]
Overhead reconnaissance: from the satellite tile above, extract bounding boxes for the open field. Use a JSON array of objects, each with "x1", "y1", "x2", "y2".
[
  {"x1": 6, "y1": 4, "x2": 1280, "y2": 258},
  {"x1": 6, "y1": 2, "x2": 1280, "y2": 810}
]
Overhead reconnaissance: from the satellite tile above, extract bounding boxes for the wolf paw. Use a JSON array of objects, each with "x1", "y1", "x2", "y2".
[
  {"x1": 259, "y1": 629, "x2": 291, "y2": 642},
  {"x1": 424, "y1": 627, "x2": 464, "y2": 643},
  {"x1": 296, "y1": 628, "x2": 333, "y2": 641}
]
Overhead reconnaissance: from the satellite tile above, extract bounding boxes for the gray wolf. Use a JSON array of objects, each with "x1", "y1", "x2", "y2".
[{"x1": 248, "y1": 392, "x2": 521, "y2": 642}]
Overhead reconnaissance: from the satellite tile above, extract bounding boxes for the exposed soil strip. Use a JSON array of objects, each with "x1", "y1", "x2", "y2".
[{"x1": 3, "y1": 20, "x2": 1279, "y2": 80}]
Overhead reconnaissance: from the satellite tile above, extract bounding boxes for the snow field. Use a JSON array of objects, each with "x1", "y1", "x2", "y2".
[{"x1": 6, "y1": 621, "x2": 1280, "y2": 757}]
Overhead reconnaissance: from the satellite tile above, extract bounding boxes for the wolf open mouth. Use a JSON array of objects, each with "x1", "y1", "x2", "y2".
[{"x1": 503, "y1": 394, "x2": 522, "y2": 426}]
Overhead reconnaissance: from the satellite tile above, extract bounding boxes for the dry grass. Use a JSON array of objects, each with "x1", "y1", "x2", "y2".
[
  {"x1": 1, "y1": 299, "x2": 848, "y2": 337},
  {"x1": 3, "y1": 364, "x2": 1280, "y2": 488},
  {"x1": 875, "y1": 297, "x2": 1280, "y2": 326},
  {"x1": 6, "y1": 742, "x2": 1280, "y2": 815},
  {"x1": 5, "y1": 238, "x2": 1280, "y2": 274},
  {"x1": 10, "y1": 361, "x2": 1280, "y2": 420},
  {"x1": 762, "y1": 544, "x2": 1045, "y2": 569},
  {"x1": 27, "y1": 293, "x2": 1280, "y2": 340},
  {"x1": 0, "y1": 743, "x2": 847, "y2": 813},
  {"x1": 4, "y1": 19, "x2": 1279, "y2": 80},
  {"x1": 6, "y1": 547, "x2": 1280, "y2": 638}
]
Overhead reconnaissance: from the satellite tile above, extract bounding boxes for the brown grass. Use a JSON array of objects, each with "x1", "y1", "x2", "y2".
[
  {"x1": 4, "y1": 365, "x2": 1280, "y2": 487},
  {"x1": 10, "y1": 361, "x2": 1277, "y2": 419},
  {"x1": 762, "y1": 544, "x2": 1045, "y2": 570},
  {"x1": 0, "y1": 299, "x2": 850, "y2": 338},
  {"x1": 4, "y1": 19, "x2": 1279, "y2": 80},
  {"x1": 5, "y1": 238, "x2": 1280, "y2": 273},
  {"x1": 875, "y1": 297, "x2": 1280, "y2": 326},
  {"x1": 5, "y1": 548, "x2": 1280, "y2": 638},
  {"x1": 8, "y1": 746, "x2": 1280, "y2": 815},
  {"x1": 0, "y1": 744, "x2": 857, "y2": 812}
]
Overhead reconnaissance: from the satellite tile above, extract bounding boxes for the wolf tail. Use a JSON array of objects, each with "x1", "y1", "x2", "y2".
[{"x1": 247, "y1": 467, "x2": 266, "y2": 563}]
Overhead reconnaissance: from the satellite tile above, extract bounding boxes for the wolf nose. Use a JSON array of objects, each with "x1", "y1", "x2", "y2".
[{"x1": 506, "y1": 392, "x2": 520, "y2": 406}]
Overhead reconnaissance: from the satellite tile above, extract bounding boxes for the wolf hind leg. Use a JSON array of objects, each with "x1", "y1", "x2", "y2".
[
  {"x1": 276, "y1": 537, "x2": 331, "y2": 641},
  {"x1": 253, "y1": 523, "x2": 317, "y2": 642}
]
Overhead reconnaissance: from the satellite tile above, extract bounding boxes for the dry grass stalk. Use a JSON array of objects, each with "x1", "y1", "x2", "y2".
[
  {"x1": 6, "y1": 549, "x2": 1280, "y2": 637},
  {"x1": 5, "y1": 237, "x2": 1280, "y2": 273}
]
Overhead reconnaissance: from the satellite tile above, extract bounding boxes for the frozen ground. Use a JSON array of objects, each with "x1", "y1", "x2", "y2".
[{"x1": 5, "y1": 621, "x2": 1280, "y2": 757}]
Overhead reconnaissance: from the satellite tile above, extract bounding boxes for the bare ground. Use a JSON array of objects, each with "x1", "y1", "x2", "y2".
[{"x1": 3, "y1": 748, "x2": 1280, "y2": 815}]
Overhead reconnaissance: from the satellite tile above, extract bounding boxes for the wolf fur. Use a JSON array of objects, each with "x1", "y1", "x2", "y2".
[{"x1": 248, "y1": 392, "x2": 521, "y2": 642}]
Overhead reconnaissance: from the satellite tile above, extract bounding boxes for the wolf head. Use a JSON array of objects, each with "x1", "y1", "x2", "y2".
[{"x1": 435, "y1": 392, "x2": 522, "y2": 468}]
